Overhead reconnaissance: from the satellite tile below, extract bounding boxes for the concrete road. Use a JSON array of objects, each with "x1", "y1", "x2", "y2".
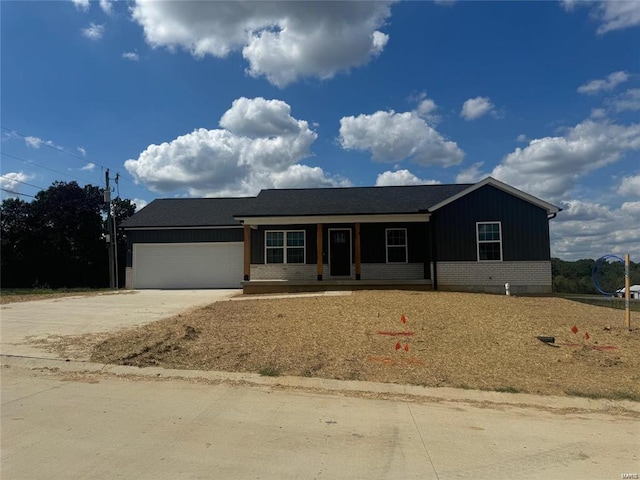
[
  {"x1": 0, "y1": 290, "x2": 239, "y2": 357},
  {"x1": 1, "y1": 359, "x2": 638, "y2": 480}
]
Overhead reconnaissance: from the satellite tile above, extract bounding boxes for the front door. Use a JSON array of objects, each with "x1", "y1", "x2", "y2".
[{"x1": 329, "y1": 229, "x2": 351, "y2": 276}]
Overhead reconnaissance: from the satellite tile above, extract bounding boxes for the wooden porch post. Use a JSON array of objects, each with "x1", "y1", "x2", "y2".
[
  {"x1": 243, "y1": 224, "x2": 251, "y2": 281},
  {"x1": 355, "y1": 222, "x2": 361, "y2": 280},
  {"x1": 316, "y1": 223, "x2": 323, "y2": 280}
]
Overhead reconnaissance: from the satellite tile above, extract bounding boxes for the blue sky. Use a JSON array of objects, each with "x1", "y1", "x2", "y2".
[{"x1": 1, "y1": 0, "x2": 639, "y2": 260}]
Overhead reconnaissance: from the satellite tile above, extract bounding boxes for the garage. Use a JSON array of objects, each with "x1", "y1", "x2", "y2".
[{"x1": 133, "y1": 242, "x2": 244, "y2": 289}]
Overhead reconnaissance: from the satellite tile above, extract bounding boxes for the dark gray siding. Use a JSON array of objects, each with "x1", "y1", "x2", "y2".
[
  {"x1": 434, "y1": 185, "x2": 551, "y2": 261},
  {"x1": 250, "y1": 223, "x2": 430, "y2": 270},
  {"x1": 125, "y1": 228, "x2": 243, "y2": 267}
]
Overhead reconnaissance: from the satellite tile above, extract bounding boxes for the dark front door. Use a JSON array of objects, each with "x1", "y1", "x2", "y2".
[{"x1": 330, "y1": 229, "x2": 351, "y2": 276}]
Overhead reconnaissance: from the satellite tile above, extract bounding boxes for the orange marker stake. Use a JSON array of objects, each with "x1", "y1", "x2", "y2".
[
  {"x1": 570, "y1": 325, "x2": 578, "y2": 334},
  {"x1": 404, "y1": 343, "x2": 409, "y2": 352},
  {"x1": 401, "y1": 314, "x2": 406, "y2": 324},
  {"x1": 584, "y1": 332, "x2": 590, "y2": 341},
  {"x1": 395, "y1": 341, "x2": 401, "y2": 350}
]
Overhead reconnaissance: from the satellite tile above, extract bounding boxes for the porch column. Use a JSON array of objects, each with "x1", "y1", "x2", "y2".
[
  {"x1": 243, "y1": 224, "x2": 251, "y2": 281},
  {"x1": 316, "y1": 223, "x2": 323, "y2": 280},
  {"x1": 355, "y1": 222, "x2": 361, "y2": 280}
]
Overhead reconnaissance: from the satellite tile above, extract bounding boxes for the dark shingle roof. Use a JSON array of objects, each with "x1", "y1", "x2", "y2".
[
  {"x1": 233, "y1": 184, "x2": 472, "y2": 217},
  {"x1": 120, "y1": 197, "x2": 256, "y2": 228}
]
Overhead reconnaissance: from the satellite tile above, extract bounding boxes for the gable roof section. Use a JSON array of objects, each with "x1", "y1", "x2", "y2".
[
  {"x1": 428, "y1": 177, "x2": 561, "y2": 214},
  {"x1": 233, "y1": 184, "x2": 471, "y2": 218},
  {"x1": 120, "y1": 197, "x2": 256, "y2": 228}
]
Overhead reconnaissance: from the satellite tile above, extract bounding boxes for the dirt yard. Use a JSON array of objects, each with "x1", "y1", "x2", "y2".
[{"x1": 57, "y1": 291, "x2": 639, "y2": 399}]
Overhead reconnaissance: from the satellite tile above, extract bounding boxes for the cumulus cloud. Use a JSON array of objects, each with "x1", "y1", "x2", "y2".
[
  {"x1": 124, "y1": 97, "x2": 349, "y2": 197},
  {"x1": 122, "y1": 52, "x2": 140, "y2": 61},
  {"x1": 82, "y1": 23, "x2": 105, "y2": 40},
  {"x1": 516, "y1": 134, "x2": 528, "y2": 143},
  {"x1": 99, "y1": 0, "x2": 113, "y2": 15},
  {"x1": 460, "y1": 96, "x2": 496, "y2": 120},
  {"x1": 607, "y1": 88, "x2": 640, "y2": 113},
  {"x1": 71, "y1": 0, "x2": 90, "y2": 12},
  {"x1": 23, "y1": 136, "x2": 59, "y2": 149},
  {"x1": 577, "y1": 71, "x2": 629, "y2": 95},
  {"x1": 618, "y1": 174, "x2": 640, "y2": 197},
  {"x1": 132, "y1": 198, "x2": 149, "y2": 212},
  {"x1": 130, "y1": 0, "x2": 393, "y2": 87},
  {"x1": 375, "y1": 169, "x2": 441, "y2": 186},
  {"x1": 456, "y1": 162, "x2": 485, "y2": 184},
  {"x1": 80, "y1": 163, "x2": 96, "y2": 171},
  {"x1": 562, "y1": 0, "x2": 640, "y2": 34},
  {"x1": 77, "y1": 146, "x2": 87, "y2": 156},
  {"x1": 551, "y1": 199, "x2": 640, "y2": 260},
  {"x1": 490, "y1": 119, "x2": 640, "y2": 201},
  {"x1": 0, "y1": 172, "x2": 32, "y2": 196},
  {"x1": 339, "y1": 110, "x2": 464, "y2": 167}
]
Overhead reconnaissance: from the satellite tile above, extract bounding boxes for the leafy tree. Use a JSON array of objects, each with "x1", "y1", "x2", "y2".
[{"x1": 1, "y1": 181, "x2": 136, "y2": 288}]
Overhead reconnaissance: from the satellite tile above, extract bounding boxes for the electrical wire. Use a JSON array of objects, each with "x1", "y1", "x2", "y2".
[{"x1": 0, "y1": 188, "x2": 35, "y2": 198}]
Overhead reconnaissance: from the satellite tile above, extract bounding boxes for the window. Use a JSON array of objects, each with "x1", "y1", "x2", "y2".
[
  {"x1": 265, "y1": 231, "x2": 305, "y2": 264},
  {"x1": 386, "y1": 228, "x2": 407, "y2": 263},
  {"x1": 477, "y1": 222, "x2": 502, "y2": 261}
]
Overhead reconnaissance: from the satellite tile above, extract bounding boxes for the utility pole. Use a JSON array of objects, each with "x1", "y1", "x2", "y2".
[{"x1": 105, "y1": 169, "x2": 115, "y2": 289}]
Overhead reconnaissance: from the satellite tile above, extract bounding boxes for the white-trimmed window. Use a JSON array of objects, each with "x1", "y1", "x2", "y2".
[
  {"x1": 386, "y1": 228, "x2": 407, "y2": 263},
  {"x1": 265, "y1": 231, "x2": 305, "y2": 264},
  {"x1": 477, "y1": 222, "x2": 502, "y2": 261}
]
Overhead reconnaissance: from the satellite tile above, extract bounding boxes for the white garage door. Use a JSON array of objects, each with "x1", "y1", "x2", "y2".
[{"x1": 133, "y1": 242, "x2": 244, "y2": 289}]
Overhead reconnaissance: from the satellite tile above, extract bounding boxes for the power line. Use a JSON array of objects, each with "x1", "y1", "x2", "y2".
[
  {"x1": 0, "y1": 188, "x2": 35, "y2": 198},
  {"x1": 1, "y1": 152, "x2": 98, "y2": 185},
  {"x1": 2, "y1": 126, "x2": 158, "y2": 199},
  {"x1": 0, "y1": 175, "x2": 46, "y2": 191}
]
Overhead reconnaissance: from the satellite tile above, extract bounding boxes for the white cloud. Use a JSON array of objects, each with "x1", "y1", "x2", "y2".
[
  {"x1": 80, "y1": 163, "x2": 96, "y2": 171},
  {"x1": 618, "y1": 174, "x2": 640, "y2": 197},
  {"x1": 82, "y1": 23, "x2": 105, "y2": 41},
  {"x1": 590, "y1": 108, "x2": 607, "y2": 119},
  {"x1": 24, "y1": 136, "x2": 42, "y2": 148},
  {"x1": 339, "y1": 110, "x2": 464, "y2": 167},
  {"x1": 551, "y1": 199, "x2": 640, "y2": 260},
  {"x1": 577, "y1": 71, "x2": 629, "y2": 95},
  {"x1": 460, "y1": 96, "x2": 496, "y2": 121},
  {"x1": 99, "y1": 0, "x2": 113, "y2": 15},
  {"x1": 122, "y1": 52, "x2": 140, "y2": 61},
  {"x1": 124, "y1": 97, "x2": 351, "y2": 197},
  {"x1": 71, "y1": 0, "x2": 90, "y2": 12},
  {"x1": 130, "y1": 0, "x2": 393, "y2": 87},
  {"x1": 456, "y1": 162, "x2": 485, "y2": 184},
  {"x1": 0, "y1": 172, "x2": 32, "y2": 195},
  {"x1": 607, "y1": 88, "x2": 640, "y2": 113},
  {"x1": 375, "y1": 169, "x2": 440, "y2": 186},
  {"x1": 77, "y1": 146, "x2": 86, "y2": 156},
  {"x1": 132, "y1": 198, "x2": 149, "y2": 212},
  {"x1": 491, "y1": 119, "x2": 640, "y2": 201},
  {"x1": 516, "y1": 134, "x2": 528, "y2": 143},
  {"x1": 563, "y1": 0, "x2": 640, "y2": 34}
]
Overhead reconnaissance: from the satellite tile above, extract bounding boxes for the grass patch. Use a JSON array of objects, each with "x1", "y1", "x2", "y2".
[
  {"x1": 258, "y1": 366, "x2": 281, "y2": 377},
  {"x1": 2, "y1": 287, "x2": 110, "y2": 296},
  {"x1": 493, "y1": 386, "x2": 523, "y2": 394},
  {"x1": 559, "y1": 295, "x2": 640, "y2": 312},
  {"x1": 565, "y1": 389, "x2": 640, "y2": 402}
]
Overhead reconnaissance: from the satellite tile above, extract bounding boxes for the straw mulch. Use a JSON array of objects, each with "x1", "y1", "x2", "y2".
[{"x1": 84, "y1": 291, "x2": 639, "y2": 398}]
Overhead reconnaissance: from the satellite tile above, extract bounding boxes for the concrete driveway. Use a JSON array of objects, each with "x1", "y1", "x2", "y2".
[{"x1": 0, "y1": 289, "x2": 239, "y2": 357}]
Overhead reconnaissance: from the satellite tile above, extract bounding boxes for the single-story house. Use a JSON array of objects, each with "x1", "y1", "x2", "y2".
[
  {"x1": 120, "y1": 177, "x2": 561, "y2": 294},
  {"x1": 617, "y1": 285, "x2": 640, "y2": 299}
]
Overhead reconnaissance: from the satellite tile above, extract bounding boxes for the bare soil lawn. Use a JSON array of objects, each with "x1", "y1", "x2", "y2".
[{"x1": 63, "y1": 291, "x2": 639, "y2": 399}]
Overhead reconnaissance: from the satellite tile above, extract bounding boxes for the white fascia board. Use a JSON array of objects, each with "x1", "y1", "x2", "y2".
[
  {"x1": 122, "y1": 225, "x2": 243, "y2": 231},
  {"x1": 429, "y1": 177, "x2": 561, "y2": 214},
  {"x1": 235, "y1": 213, "x2": 430, "y2": 226}
]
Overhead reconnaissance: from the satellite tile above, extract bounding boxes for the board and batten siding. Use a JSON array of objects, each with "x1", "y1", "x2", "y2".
[{"x1": 433, "y1": 185, "x2": 551, "y2": 262}]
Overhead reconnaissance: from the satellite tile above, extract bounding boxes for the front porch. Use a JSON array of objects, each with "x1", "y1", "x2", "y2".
[{"x1": 242, "y1": 278, "x2": 432, "y2": 294}]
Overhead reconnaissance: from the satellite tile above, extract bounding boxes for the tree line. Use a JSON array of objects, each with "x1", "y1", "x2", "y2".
[
  {"x1": 1, "y1": 181, "x2": 135, "y2": 288},
  {"x1": 552, "y1": 257, "x2": 640, "y2": 294}
]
